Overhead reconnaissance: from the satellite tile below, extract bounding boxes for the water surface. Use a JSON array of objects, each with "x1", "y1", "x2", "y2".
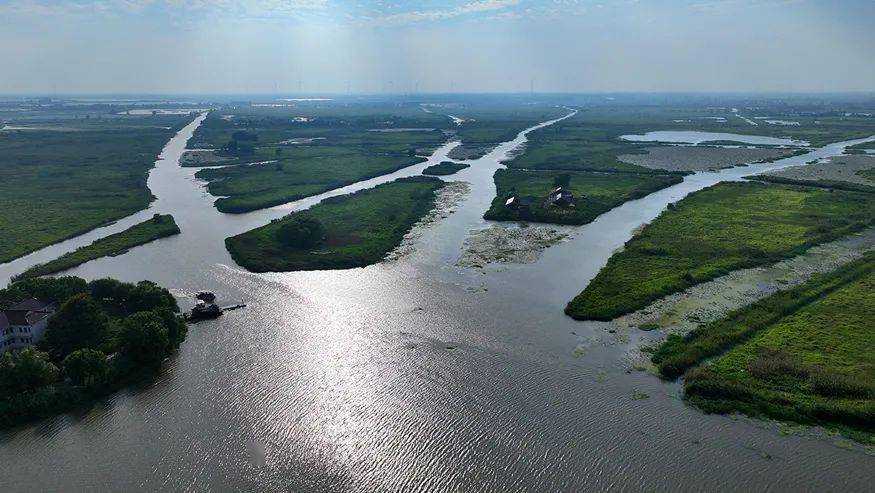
[{"x1": 621, "y1": 130, "x2": 807, "y2": 146}]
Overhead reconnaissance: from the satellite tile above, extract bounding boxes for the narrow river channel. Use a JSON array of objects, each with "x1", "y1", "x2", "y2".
[{"x1": 1, "y1": 113, "x2": 873, "y2": 492}]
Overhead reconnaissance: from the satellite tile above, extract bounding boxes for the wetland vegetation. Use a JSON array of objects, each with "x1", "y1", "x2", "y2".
[
  {"x1": 14, "y1": 215, "x2": 180, "y2": 280},
  {"x1": 0, "y1": 113, "x2": 193, "y2": 263},
  {"x1": 484, "y1": 169, "x2": 683, "y2": 225},
  {"x1": 653, "y1": 253, "x2": 875, "y2": 443},
  {"x1": 566, "y1": 181, "x2": 875, "y2": 321},
  {"x1": 226, "y1": 176, "x2": 444, "y2": 272},
  {"x1": 422, "y1": 161, "x2": 470, "y2": 176}
]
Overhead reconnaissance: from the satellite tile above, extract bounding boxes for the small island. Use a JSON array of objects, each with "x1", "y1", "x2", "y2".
[
  {"x1": 15, "y1": 214, "x2": 180, "y2": 280},
  {"x1": 0, "y1": 276, "x2": 186, "y2": 428},
  {"x1": 484, "y1": 169, "x2": 683, "y2": 225},
  {"x1": 422, "y1": 161, "x2": 470, "y2": 176},
  {"x1": 226, "y1": 176, "x2": 445, "y2": 272}
]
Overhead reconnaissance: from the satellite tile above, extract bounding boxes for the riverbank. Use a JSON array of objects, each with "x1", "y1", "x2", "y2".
[
  {"x1": 226, "y1": 177, "x2": 445, "y2": 272},
  {"x1": 14, "y1": 215, "x2": 180, "y2": 281},
  {"x1": 566, "y1": 181, "x2": 875, "y2": 321},
  {"x1": 658, "y1": 253, "x2": 875, "y2": 443}
]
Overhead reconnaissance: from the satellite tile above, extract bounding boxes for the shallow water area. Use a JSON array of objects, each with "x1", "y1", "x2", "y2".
[{"x1": 620, "y1": 130, "x2": 807, "y2": 146}]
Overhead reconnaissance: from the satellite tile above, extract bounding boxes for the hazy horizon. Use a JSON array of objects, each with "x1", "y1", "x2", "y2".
[{"x1": 2, "y1": 0, "x2": 873, "y2": 95}]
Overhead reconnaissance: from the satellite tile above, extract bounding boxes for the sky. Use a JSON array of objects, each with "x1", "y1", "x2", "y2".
[{"x1": 0, "y1": 0, "x2": 873, "y2": 94}]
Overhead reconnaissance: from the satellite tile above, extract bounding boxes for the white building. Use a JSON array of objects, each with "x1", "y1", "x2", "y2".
[{"x1": 0, "y1": 298, "x2": 56, "y2": 354}]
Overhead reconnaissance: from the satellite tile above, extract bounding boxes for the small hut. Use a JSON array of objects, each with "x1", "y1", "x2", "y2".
[{"x1": 547, "y1": 187, "x2": 575, "y2": 207}]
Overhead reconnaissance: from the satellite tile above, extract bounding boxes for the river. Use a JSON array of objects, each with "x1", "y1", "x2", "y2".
[{"x1": 1, "y1": 113, "x2": 873, "y2": 492}]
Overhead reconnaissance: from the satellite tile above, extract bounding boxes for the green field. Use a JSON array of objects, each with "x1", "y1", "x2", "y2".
[
  {"x1": 673, "y1": 254, "x2": 875, "y2": 442},
  {"x1": 0, "y1": 116, "x2": 191, "y2": 263},
  {"x1": 422, "y1": 161, "x2": 470, "y2": 176},
  {"x1": 749, "y1": 175, "x2": 875, "y2": 194},
  {"x1": 189, "y1": 109, "x2": 450, "y2": 213},
  {"x1": 15, "y1": 215, "x2": 180, "y2": 280},
  {"x1": 566, "y1": 181, "x2": 875, "y2": 321},
  {"x1": 196, "y1": 151, "x2": 427, "y2": 213},
  {"x1": 226, "y1": 176, "x2": 444, "y2": 272},
  {"x1": 484, "y1": 169, "x2": 683, "y2": 225}
]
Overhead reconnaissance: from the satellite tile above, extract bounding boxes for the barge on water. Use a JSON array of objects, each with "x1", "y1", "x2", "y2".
[{"x1": 183, "y1": 291, "x2": 246, "y2": 322}]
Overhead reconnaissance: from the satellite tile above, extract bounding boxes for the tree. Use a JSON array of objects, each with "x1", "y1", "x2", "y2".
[
  {"x1": 231, "y1": 130, "x2": 258, "y2": 142},
  {"x1": 0, "y1": 349, "x2": 58, "y2": 397},
  {"x1": 117, "y1": 311, "x2": 170, "y2": 367},
  {"x1": 41, "y1": 293, "x2": 109, "y2": 357},
  {"x1": 127, "y1": 280, "x2": 178, "y2": 313},
  {"x1": 3, "y1": 276, "x2": 88, "y2": 306},
  {"x1": 553, "y1": 173, "x2": 571, "y2": 189},
  {"x1": 63, "y1": 349, "x2": 110, "y2": 388},
  {"x1": 153, "y1": 307, "x2": 187, "y2": 349},
  {"x1": 276, "y1": 215, "x2": 325, "y2": 248},
  {"x1": 88, "y1": 277, "x2": 133, "y2": 302}
]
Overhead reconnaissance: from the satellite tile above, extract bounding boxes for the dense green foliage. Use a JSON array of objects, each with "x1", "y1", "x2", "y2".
[
  {"x1": 15, "y1": 214, "x2": 181, "y2": 280},
  {"x1": 42, "y1": 294, "x2": 110, "y2": 358},
  {"x1": 63, "y1": 349, "x2": 110, "y2": 388},
  {"x1": 484, "y1": 169, "x2": 683, "y2": 225},
  {"x1": 422, "y1": 161, "x2": 470, "y2": 176},
  {"x1": 0, "y1": 115, "x2": 191, "y2": 262},
  {"x1": 0, "y1": 349, "x2": 59, "y2": 397},
  {"x1": 677, "y1": 254, "x2": 875, "y2": 442},
  {"x1": 0, "y1": 276, "x2": 186, "y2": 428},
  {"x1": 276, "y1": 215, "x2": 326, "y2": 248},
  {"x1": 566, "y1": 181, "x2": 875, "y2": 320},
  {"x1": 226, "y1": 176, "x2": 444, "y2": 272}
]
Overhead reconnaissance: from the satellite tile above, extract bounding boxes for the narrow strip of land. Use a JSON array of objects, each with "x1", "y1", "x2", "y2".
[{"x1": 14, "y1": 215, "x2": 180, "y2": 280}]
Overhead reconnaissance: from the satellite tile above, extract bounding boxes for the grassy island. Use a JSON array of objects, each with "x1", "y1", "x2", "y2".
[
  {"x1": 484, "y1": 169, "x2": 683, "y2": 225},
  {"x1": 655, "y1": 253, "x2": 875, "y2": 443},
  {"x1": 422, "y1": 161, "x2": 470, "y2": 176},
  {"x1": 566, "y1": 181, "x2": 875, "y2": 321},
  {"x1": 196, "y1": 153, "x2": 427, "y2": 213},
  {"x1": 0, "y1": 115, "x2": 192, "y2": 263},
  {"x1": 0, "y1": 276, "x2": 186, "y2": 429},
  {"x1": 226, "y1": 176, "x2": 444, "y2": 272},
  {"x1": 15, "y1": 215, "x2": 180, "y2": 280},
  {"x1": 188, "y1": 108, "x2": 451, "y2": 213}
]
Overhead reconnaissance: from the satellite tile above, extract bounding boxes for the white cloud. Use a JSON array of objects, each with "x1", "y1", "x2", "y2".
[
  {"x1": 0, "y1": 0, "x2": 329, "y2": 19},
  {"x1": 373, "y1": 0, "x2": 520, "y2": 25}
]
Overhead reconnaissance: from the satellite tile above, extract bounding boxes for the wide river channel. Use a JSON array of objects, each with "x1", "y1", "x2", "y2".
[{"x1": 1, "y1": 112, "x2": 873, "y2": 491}]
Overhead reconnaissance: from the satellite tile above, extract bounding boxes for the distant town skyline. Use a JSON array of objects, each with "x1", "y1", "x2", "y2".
[{"x1": 1, "y1": 0, "x2": 873, "y2": 94}]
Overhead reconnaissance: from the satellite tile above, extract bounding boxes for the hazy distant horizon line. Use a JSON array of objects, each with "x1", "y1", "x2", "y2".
[{"x1": 3, "y1": 90, "x2": 875, "y2": 98}]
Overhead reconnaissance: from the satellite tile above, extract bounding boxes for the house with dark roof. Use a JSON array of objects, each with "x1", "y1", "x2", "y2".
[
  {"x1": 0, "y1": 298, "x2": 56, "y2": 353},
  {"x1": 546, "y1": 187, "x2": 575, "y2": 207}
]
